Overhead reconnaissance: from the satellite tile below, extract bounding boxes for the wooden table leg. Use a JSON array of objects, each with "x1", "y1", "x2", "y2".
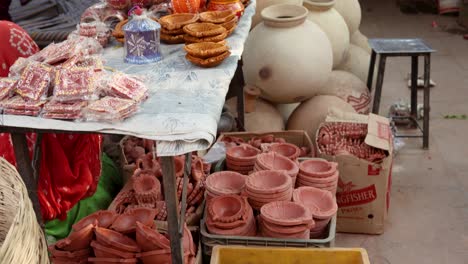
[{"x1": 11, "y1": 132, "x2": 44, "y2": 227}]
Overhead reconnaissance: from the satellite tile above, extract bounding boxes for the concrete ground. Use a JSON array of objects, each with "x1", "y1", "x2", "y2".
[{"x1": 334, "y1": 1, "x2": 468, "y2": 263}]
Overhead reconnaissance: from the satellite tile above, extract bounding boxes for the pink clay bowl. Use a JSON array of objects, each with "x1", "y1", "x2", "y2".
[
  {"x1": 297, "y1": 170, "x2": 339, "y2": 184},
  {"x1": 95, "y1": 227, "x2": 140, "y2": 253},
  {"x1": 135, "y1": 222, "x2": 170, "y2": 252},
  {"x1": 72, "y1": 210, "x2": 117, "y2": 231},
  {"x1": 110, "y1": 207, "x2": 157, "y2": 234},
  {"x1": 206, "y1": 206, "x2": 255, "y2": 236},
  {"x1": 296, "y1": 177, "x2": 337, "y2": 189},
  {"x1": 299, "y1": 159, "x2": 337, "y2": 178},
  {"x1": 255, "y1": 153, "x2": 299, "y2": 178},
  {"x1": 56, "y1": 223, "x2": 95, "y2": 251},
  {"x1": 88, "y1": 258, "x2": 138, "y2": 263},
  {"x1": 206, "y1": 171, "x2": 246, "y2": 196},
  {"x1": 226, "y1": 158, "x2": 257, "y2": 167},
  {"x1": 268, "y1": 143, "x2": 301, "y2": 160},
  {"x1": 259, "y1": 215, "x2": 313, "y2": 234},
  {"x1": 91, "y1": 241, "x2": 136, "y2": 259},
  {"x1": 292, "y1": 187, "x2": 337, "y2": 219},
  {"x1": 246, "y1": 170, "x2": 292, "y2": 194},
  {"x1": 245, "y1": 187, "x2": 292, "y2": 200},
  {"x1": 260, "y1": 201, "x2": 312, "y2": 226},
  {"x1": 259, "y1": 218, "x2": 310, "y2": 239},
  {"x1": 208, "y1": 195, "x2": 246, "y2": 223},
  {"x1": 226, "y1": 145, "x2": 261, "y2": 162}
]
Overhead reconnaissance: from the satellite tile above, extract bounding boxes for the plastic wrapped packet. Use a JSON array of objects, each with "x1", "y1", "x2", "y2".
[
  {"x1": 53, "y1": 67, "x2": 97, "y2": 103},
  {"x1": 79, "y1": 22, "x2": 99, "y2": 37},
  {"x1": 15, "y1": 62, "x2": 52, "y2": 101},
  {"x1": 84, "y1": 96, "x2": 138, "y2": 122},
  {"x1": 148, "y1": 1, "x2": 173, "y2": 19},
  {"x1": 107, "y1": 0, "x2": 131, "y2": 9},
  {"x1": 132, "y1": 0, "x2": 153, "y2": 7},
  {"x1": 8, "y1": 57, "x2": 32, "y2": 78},
  {"x1": 105, "y1": 72, "x2": 148, "y2": 102},
  {"x1": 41, "y1": 100, "x2": 87, "y2": 120},
  {"x1": 0, "y1": 96, "x2": 46, "y2": 116},
  {"x1": 81, "y1": 1, "x2": 108, "y2": 23},
  {"x1": 0, "y1": 78, "x2": 17, "y2": 101},
  {"x1": 123, "y1": 7, "x2": 162, "y2": 64}
]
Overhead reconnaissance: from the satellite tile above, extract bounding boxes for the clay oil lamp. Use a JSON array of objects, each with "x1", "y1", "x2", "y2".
[
  {"x1": 49, "y1": 246, "x2": 90, "y2": 263},
  {"x1": 226, "y1": 144, "x2": 261, "y2": 174},
  {"x1": 206, "y1": 203, "x2": 256, "y2": 237},
  {"x1": 293, "y1": 187, "x2": 337, "y2": 220},
  {"x1": 52, "y1": 258, "x2": 88, "y2": 264},
  {"x1": 268, "y1": 143, "x2": 301, "y2": 161},
  {"x1": 88, "y1": 257, "x2": 138, "y2": 263},
  {"x1": 299, "y1": 158, "x2": 337, "y2": 178},
  {"x1": 174, "y1": 155, "x2": 185, "y2": 177},
  {"x1": 133, "y1": 174, "x2": 162, "y2": 204},
  {"x1": 94, "y1": 227, "x2": 140, "y2": 253},
  {"x1": 110, "y1": 208, "x2": 156, "y2": 234},
  {"x1": 55, "y1": 223, "x2": 96, "y2": 252},
  {"x1": 205, "y1": 171, "x2": 246, "y2": 197},
  {"x1": 260, "y1": 201, "x2": 312, "y2": 227},
  {"x1": 135, "y1": 222, "x2": 170, "y2": 252},
  {"x1": 208, "y1": 195, "x2": 246, "y2": 224},
  {"x1": 245, "y1": 170, "x2": 292, "y2": 209},
  {"x1": 90, "y1": 241, "x2": 136, "y2": 259},
  {"x1": 72, "y1": 210, "x2": 117, "y2": 231},
  {"x1": 254, "y1": 153, "x2": 299, "y2": 185}
]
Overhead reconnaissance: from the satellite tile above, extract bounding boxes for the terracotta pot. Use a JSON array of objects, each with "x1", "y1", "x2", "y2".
[
  {"x1": 244, "y1": 85, "x2": 261, "y2": 113},
  {"x1": 260, "y1": 201, "x2": 312, "y2": 226},
  {"x1": 243, "y1": 4, "x2": 332, "y2": 104},
  {"x1": 336, "y1": 44, "x2": 370, "y2": 84},
  {"x1": 207, "y1": 0, "x2": 244, "y2": 17},
  {"x1": 135, "y1": 222, "x2": 170, "y2": 252},
  {"x1": 205, "y1": 171, "x2": 246, "y2": 196},
  {"x1": 172, "y1": 0, "x2": 201, "y2": 13},
  {"x1": 225, "y1": 97, "x2": 285, "y2": 132},
  {"x1": 56, "y1": 223, "x2": 95, "y2": 251},
  {"x1": 88, "y1": 257, "x2": 138, "y2": 263},
  {"x1": 91, "y1": 241, "x2": 136, "y2": 259},
  {"x1": 303, "y1": 0, "x2": 349, "y2": 67},
  {"x1": 286, "y1": 95, "x2": 356, "y2": 140},
  {"x1": 246, "y1": 170, "x2": 292, "y2": 194},
  {"x1": 333, "y1": 0, "x2": 361, "y2": 35},
  {"x1": 251, "y1": 0, "x2": 303, "y2": 28},
  {"x1": 268, "y1": 143, "x2": 301, "y2": 160},
  {"x1": 95, "y1": 227, "x2": 140, "y2": 253},
  {"x1": 226, "y1": 145, "x2": 261, "y2": 162},
  {"x1": 255, "y1": 153, "x2": 299, "y2": 178},
  {"x1": 299, "y1": 159, "x2": 336, "y2": 178},
  {"x1": 351, "y1": 30, "x2": 371, "y2": 54},
  {"x1": 292, "y1": 186, "x2": 337, "y2": 219},
  {"x1": 316, "y1": 70, "x2": 371, "y2": 114},
  {"x1": 208, "y1": 195, "x2": 246, "y2": 223},
  {"x1": 49, "y1": 246, "x2": 90, "y2": 259}
]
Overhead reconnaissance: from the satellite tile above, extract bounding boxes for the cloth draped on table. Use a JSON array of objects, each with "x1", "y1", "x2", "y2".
[{"x1": 0, "y1": 21, "x2": 103, "y2": 221}]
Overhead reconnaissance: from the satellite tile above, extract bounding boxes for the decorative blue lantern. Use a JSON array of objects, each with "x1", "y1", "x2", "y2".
[{"x1": 123, "y1": 6, "x2": 162, "y2": 64}]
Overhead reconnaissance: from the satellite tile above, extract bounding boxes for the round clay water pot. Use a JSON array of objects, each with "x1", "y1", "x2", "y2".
[
  {"x1": 299, "y1": 159, "x2": 336, "y2": 178},
  {"x1": 351, "y1": 30, "x2": 371, "y2": 54},
  {"x1": 243, "y1": 4, "x2": 333, "y2": 104},
  {"x1": 252, "y1": 0, "x2": 303, "y2": 28},
  {"x1": 268, "y1": 143, "x2": 301, "y2": 160},
  {"x1": 95, "y1": 227, "x2": 140, "y2": 253},
  {"x1": 88, "y1": 257, "x2": 138, "y2": 263},
  {"x1": 135, "y1": 222, "x2": 170, "y2": 252},
  {"x1": 333, "y1": 0, "x2": 361, "y2": 35},
  {"x1": 226, "y1": 97, "x2": 285, "y2": 132},
  {"x1": 317, "y1": 70, "x2": 371, "y2": 114},
  {"x1": 226, "y1": 145, "x2": 261, "y2": 162},
  {"x1": 336, "y1": 44, "x2": 370, "y2": 84},
  {"x1": 287, "y1": 95, "x2": 356, "y2": 140},
  {"x1": 208, "y1": 195, "x2": 246, "y2": 222},
  {"x1": 91, "y1": 241, "x2": 136, "y2": 259},
  {"x1": 303, "y1": 0, "x2": 350, "y2": 67},
  {"x1": 56, "y1": 223, "x2": 95, "y2": 251},
  {"x1": 255, "y1": 153, "x2": 299, "y2": 178},
  {"x1": 292, "y1": 186, "x2": 337, "y2": 219},
  {"x1": 72, "y1": 210, "x2": 117, "y2": 231},
  {"x1": 206, "y1": 171, "x2": 246, "y2": 196},
  {"x1": 260, "y1": 201, "x2": 312, "y2": 226},
  {"x1": 246, "y1": 170, "x2": 292, "y2": 194},
  {"x1": 276, "y1": 103, "x2": 300, "y2": 123}
]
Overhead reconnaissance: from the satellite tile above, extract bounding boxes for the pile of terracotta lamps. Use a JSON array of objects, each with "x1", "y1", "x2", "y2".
[
  {"x1": 49, "y1": 209, "x2": 196, "y2": 264},
  {"x1": 205, "y1": 171, "x2": 246, "y2": 200},
  {"x1": 297, "y1": 158, "x2": 339, "y2": 195},
  {"x1": 205, "y1": 195, "x2": 256, "y2": 236},
  {"x1": 225, "y1": 145, "x2": 261, "y2": 174},
  {"x1": 245, "y1": 170, "x2": 293, "y2": 210},
  {"x1": 258, "y1": 201, "x2": 314, "y2": 239},
  {"x1": 253, "y1": 152, "x2": 299, "y2": 186},
  {"x1": 293, "y1": 187, "x2": 338, "y2": 238}
]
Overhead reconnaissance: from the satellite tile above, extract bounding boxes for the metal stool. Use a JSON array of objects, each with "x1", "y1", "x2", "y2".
[{"x1": 367, "y1": 38, "x2": 435, "y2": 149}]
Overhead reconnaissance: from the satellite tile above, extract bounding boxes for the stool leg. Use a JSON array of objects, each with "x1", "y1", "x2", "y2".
[
  {"x1": 372, "y1": 55, "x2": 387, "y2": 114},
  {"x1": 367, "y1": 50, "x2": 377, "y2": 92},
  {"x1": 411, "y1": 56, "x2": 418, "y2": 118},
  {"x1": 423, "y1": 54, "x2": 431, "y2": 149}
]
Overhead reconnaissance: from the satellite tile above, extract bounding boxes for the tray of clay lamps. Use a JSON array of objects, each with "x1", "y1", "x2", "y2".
[
  {"x1": 184, "y1": 41, "x2": 231, "y2": 68},
  {"x1": 159, "y1": 13, "x2": 199, "y2": 44},
  {"x1": 199, "y1": 11, "x2": 238, "y2": 36}
]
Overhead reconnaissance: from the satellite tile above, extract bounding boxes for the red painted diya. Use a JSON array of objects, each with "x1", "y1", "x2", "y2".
[
  {"x1": 54, "y1": 67, "x2": 96, "y2": 102},
  {"x1": 15, "y1": 62, "x2": 52, "y2": 101}
]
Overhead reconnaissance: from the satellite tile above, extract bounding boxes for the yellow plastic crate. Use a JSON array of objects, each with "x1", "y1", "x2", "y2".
[{"x1": 210, "y1": 246, "x2": 370, "y2": 264}]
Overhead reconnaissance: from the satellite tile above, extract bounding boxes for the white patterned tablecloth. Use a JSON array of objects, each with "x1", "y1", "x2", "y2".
[{"x1": 0, "y1": 1, "x2": 255, "y2": 156}]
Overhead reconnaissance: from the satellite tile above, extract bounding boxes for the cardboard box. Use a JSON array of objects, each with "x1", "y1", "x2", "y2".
[{"x1": 316, "y1": 111, "x2": 393, "y2": 235}]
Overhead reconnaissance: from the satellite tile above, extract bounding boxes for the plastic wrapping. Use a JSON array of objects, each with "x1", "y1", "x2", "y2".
[
  {"x1": 84, "y1": 96, "x2": 138, "y2": 122},
  {"x1": 0, "y1": 78, "x2": 17, "y2": 101},
  {"x1": 132, "y1": 0, "x2": 153, "y2": 7},
  {"x1": 103, "y1": 72, "x2": 148, "y2": 102},
  {"x1": 107, "y1": 0, "x2": 131, "y2": 9},
  {"x1": 15, "y1": 62, "x2": 52, "y2": 101},
  {"x1": 0, "y1": 96, "x2": 46, "y2": 116},
  {"x1": 123, "y1": 8, "x2": 162, "y2": 64},
  {"x1": 53, "y1": 67, "x2": 97, "y2": 102},
  {"x1": 41, "y1": 100, "x2": 88, "y2": 120},
  {"x1": 8, "y1": 57, "x2": 32, "y2": 78},
  {"x1": 81, "y1": 2, "x2": 109, "y2": 23},
  {"x1": 77, "y1": 21, "x2": 111, "y2": 47},
  {"x1": 148, "y1": 2, "x2": 173, "y2": 19}
]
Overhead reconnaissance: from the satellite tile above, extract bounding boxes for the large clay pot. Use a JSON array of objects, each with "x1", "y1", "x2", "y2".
[
  {"x1": 226, "y1": 97, "x2": 284, "y2": 132},
  {"x1": 333, "y1": 0, "x2": 361, "y2": 35},
  {"x1": 243, "y1": 4, "x2": 333, "y2": 104},
  {"x1": 351, "y1": 30, "x2": 371, "y2": 54},
  {"x1": 317, "y1": 70, "x2": 370, "y2": 114},
  {"x1": 251, "y1": 0, "x2": 303, "y2": 28},
  {"x1": 303, "y1": 0, "x2": 349, "y2": 68},
  {"x1": 286, "y1": 95, "x2": 356, "y2": 140},
  {"x1": 336, "y1": 44, "x2": 371, "y2": 84},
  {"x1": 276, "y1": 103, "x2": 300, "y2": 123}
]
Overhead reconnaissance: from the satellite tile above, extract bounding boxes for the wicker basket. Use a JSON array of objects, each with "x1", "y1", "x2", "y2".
[{"x1": 0, "y1": 158, "x2": 49, "y2": 264}]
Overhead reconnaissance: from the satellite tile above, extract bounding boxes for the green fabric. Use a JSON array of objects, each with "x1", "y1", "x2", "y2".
[{"x1": 45, "y1": 153, "x2": 122, "y2": 239}]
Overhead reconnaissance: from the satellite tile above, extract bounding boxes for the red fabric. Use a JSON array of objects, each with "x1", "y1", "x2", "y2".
[{"x1": 0, "y1": 21, "x2": 103, "y2": 221}]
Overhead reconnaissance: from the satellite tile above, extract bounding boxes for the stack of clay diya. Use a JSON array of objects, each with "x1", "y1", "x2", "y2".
[
  {"x1": 245, "y1": 170, "x2": 293, "y2": 210},
  {"x1": 225, "y1": 144, "x2": 261, "y2": 174},
  {"x1": 266, "y1": 143, "x2": 302, "y2": 161},
  {"x1": 258, "y1": 201, "x2": 314, "y2": 239},
  {"x1": 253, "y1": 152, "x2": 299, "y2": 186},
  {"x1": 159, "y1": 13, "x2": 199, "y2": 44},
  {"x1": 205, "y1": 171, "x2": 246, "y2": 200},
  {"x1": 297, "y1": 159, "x2": 339, "y2": 195},
  {"x1": 205, "y1": 195, "x2": 256, "y2": 237},
  {"x1": 293, "y1": 187, "x2": 337, "y2": 238},
  {"x1": 199, "y1": 10, "x2": 238, "y2": 37},
  {"x1": 184, "y1": 41, "x2": 231, "y2": 68},
  {"x1": 49, "y1": 223, "x2": 96, "y2": 263}
]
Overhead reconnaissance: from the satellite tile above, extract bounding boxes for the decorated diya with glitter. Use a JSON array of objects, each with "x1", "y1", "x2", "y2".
[{"x1": 123, "y1": 7, "x2": 162, "y2": 64}]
